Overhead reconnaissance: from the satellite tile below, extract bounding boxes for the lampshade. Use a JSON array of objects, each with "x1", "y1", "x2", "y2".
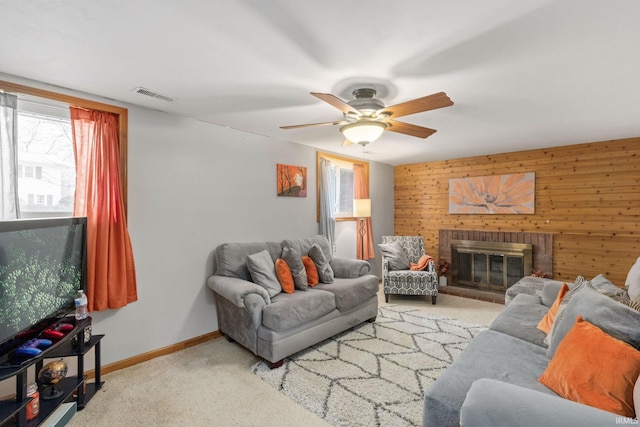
[
  {"x1": 353, "y1": 199, "x2": 371, "y2": 218},
  {"x1": 340, "y1": 121, "x2": 387, "y2": 144}
]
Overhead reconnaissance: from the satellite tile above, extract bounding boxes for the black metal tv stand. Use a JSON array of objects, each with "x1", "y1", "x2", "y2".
[{"x1": 0, "y1": 316, "x2": 104, "y2": 426}]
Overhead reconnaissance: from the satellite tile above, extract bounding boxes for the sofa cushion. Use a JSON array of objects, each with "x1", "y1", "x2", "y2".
[
  {"x1": 262, "y1": 289, "x2": 336, "y2": 331},
  {"x1": 216, "y1": 241, "x2": 282, "y2": 281},
  {"x1": 246, "y1": 250, "x2": 281, "y2": 298},
  {"x1": 383, "y1": 268, "x2": 438, "y2": 300},
  {"x1": 546, "y1": 284, "x2": 640, "y2": 358},
  {"x1": 309, "y1": 243, "x2": 334, "y2": 283},
  {"x1": 423, "y1": 329, "x2": 556, "y2": 427},
  {"x1": 378, "y1": 241, "x2": 410, "y2": 271},
  {"x1": 461, "y1": 379, "x2": 620, "y2": 427},
  {"x1": 314, "y1": 275, "x2": 379, "y2": 311},
  {"x1": 539, "y1": 316, "x2": 640, "y2": 418},
  {"x1": 489, "y1": 293, "x2": 549, "y2": 347},
  {"x1": 281, "y1": 245, "x2": 308, "y2": 290}
]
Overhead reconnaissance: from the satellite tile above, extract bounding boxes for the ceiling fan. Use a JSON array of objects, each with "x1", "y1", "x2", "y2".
[{"x1": 281, "y1": 88, "x2": 453, "y2": 146}]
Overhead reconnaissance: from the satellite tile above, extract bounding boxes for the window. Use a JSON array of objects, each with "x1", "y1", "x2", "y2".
[
  {"x1": 16, "y1": 94, "x2": 75, "y2": 218},
  {"x1": 0, "y1": 79, "x2": 129, "y2": 219},
  {"x1": 2, "y1": 80, "x2": 137, "y2": 312},
  {"x1": 316, "y1": 152, "x2": 369, "y2": 221}
]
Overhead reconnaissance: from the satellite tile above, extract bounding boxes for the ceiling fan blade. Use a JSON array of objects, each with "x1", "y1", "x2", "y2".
[
  {"x1": 280, "y1": 120, "x2": 349, "y2": 129},
  {"x1": 385, "y1": 119, "x2": 437, "y2": 138},
  {"x1": 380, "y1": 92, "x2": 453, "y2": 118},
  {"x1": 342, "y1": 139, "x2": 354, "y2": 146},
  {"x1": 311, "y1": 92, "x2": 360, "y2": 115}
]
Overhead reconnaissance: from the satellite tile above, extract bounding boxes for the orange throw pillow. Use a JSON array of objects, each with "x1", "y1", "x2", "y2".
[
  {"x1": 301, "y1": 256, "x2": 319, "y2": 287},
  {"x1": 537, "y1": 283, "x2": 570, "y2": 333},
  {"x1": 410, "y1": 255, "x2": 434, "y2": 271},
  {"x1": 275, "y1": 258, "x2": 295, "y2": 294},
  {"x1": 539, "y1": 316, "x2": 640, "y2": 418}
]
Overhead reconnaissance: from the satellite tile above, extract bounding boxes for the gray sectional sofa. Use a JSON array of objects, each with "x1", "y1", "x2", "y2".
[
  {"x1": 422, "y1": 275, "x2": 640, "y2": 427},
  {"x1": 207, "y1": 235, "x2": 379, "y2": 368}
]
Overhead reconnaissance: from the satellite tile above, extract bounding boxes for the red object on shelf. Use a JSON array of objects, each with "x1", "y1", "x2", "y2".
[{"x1": 26, "y1": 383, "x2": 39, "y2": 421}]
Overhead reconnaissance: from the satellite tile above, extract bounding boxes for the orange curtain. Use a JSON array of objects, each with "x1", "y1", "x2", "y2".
[
  {"x1": 70, "y1": 107, "x2": 137, "y2": 311},
  {"x1": 354, "y1": 165, "x2": 374, "y2": 260}
]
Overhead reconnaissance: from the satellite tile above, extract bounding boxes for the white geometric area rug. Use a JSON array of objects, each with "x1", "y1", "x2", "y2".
[{"x1": 252, "y1": 305, "x2": 486, "y2": 427}]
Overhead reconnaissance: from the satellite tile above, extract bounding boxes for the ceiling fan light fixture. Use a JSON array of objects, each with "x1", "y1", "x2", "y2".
[{"x1": 340, "y1": 121, "x2": 387, "y2": 144}]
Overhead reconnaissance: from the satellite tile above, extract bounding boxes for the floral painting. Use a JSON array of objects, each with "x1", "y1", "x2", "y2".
[
  {"x1": 277, "y1": 164, "x2": 307, "y2": 197},
  {"x1": 449, "y1": 172, "x2": 535, "y2": 214}
]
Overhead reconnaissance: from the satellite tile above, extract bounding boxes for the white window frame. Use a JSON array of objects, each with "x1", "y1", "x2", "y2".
[{"x1": 15, "y1": 94, "x2": 75, "y2": 217}]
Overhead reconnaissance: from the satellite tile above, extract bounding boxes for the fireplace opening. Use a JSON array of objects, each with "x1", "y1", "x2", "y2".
[{"x1": 451, "y1": 240, "x2": 532, "y2": 292}]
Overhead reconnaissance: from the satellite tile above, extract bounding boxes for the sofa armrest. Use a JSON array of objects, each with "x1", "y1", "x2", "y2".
[
  {"x1": 330, "y1": 256, "x2": 371, "y2": 278},
  {"x1": 207, "y1": 275, "x2": 271, "y2": 307},
  {"x1": 460, "y1": 379, "x2": 620, "y2": 427}
]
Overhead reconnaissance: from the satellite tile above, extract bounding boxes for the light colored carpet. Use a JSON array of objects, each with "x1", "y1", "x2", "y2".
[
  {"x1": 252, "y1": 305, "x2": 486, "y2": 426},
  {"x1": 67, "y1": 289, "x2": 503, "y2": 427}
]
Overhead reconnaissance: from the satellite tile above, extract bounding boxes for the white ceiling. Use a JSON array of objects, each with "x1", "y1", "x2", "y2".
[{"x1": 1, "y1": 0, "x2": 639, "y2": 165}]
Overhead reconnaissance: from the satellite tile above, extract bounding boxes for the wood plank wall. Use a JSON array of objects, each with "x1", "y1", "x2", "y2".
[{"x1": 394, "y1": 137, "x2": 639, "y2": 286}]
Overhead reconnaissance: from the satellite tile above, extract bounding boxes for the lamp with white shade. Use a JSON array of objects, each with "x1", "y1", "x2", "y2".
[{"x1": 340, "y1": 121, "x2": 387, "y2": 144}]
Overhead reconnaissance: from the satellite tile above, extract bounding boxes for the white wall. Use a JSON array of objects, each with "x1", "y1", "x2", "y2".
[
  {"x1": 369, "y1": 160, "x2": 395, "y2": 277},
  {"x1": 0, "y1": 74, "x2": 395, "y2": 372}
]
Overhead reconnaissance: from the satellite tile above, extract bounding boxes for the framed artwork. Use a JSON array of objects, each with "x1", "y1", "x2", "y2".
[
  {"x1": 449, "y1": 172, "x2": 535, "y2": 214},
  {"x1": 277, "y1": 164, "x2": 307, "y2": 197}
]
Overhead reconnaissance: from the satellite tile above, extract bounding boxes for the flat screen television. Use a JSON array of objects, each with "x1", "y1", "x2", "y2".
[{"x1": 0, "y1": 217, "x2": 87, "y2": 359}]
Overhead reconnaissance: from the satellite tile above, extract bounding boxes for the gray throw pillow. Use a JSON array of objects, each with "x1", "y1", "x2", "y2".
[
  {"x1": 540, "y1": 282, "x2": 563, "y2": 307},
  {"x1": 246, "y1": 250, "x2": 281, "y2": 298},
  {"x1": 309, "y1": 243, "x2": 334, "y2": 284},
  {"x1": 378, "y1": 241, "x2": 410, "y2": 271},
  {"x1": 544, "y1": 276, "x2": 589, "y2": 346},
  {"x1": 546, "y1": 283, "x2": 640, "y2": 358},
  {"x1": 591, "y1": 273, "x2": 629, "y2": 301},
  {"x1": 281, "y1": 245, "x2": 308, "y2": 290}
]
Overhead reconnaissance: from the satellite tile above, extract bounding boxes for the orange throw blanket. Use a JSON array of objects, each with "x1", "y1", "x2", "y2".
[{"x1": 410, "y1": 255, "x2": 434, "y2": 271}]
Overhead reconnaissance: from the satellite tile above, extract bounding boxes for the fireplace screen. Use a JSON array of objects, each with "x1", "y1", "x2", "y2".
[{"x1": 452, "y1": 240, "x2": 532, "y2": 292}]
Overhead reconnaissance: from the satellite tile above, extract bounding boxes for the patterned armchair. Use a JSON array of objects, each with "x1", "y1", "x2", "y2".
[{"x1": 380, "y1": 236, "x2": 438, "y2": 304}]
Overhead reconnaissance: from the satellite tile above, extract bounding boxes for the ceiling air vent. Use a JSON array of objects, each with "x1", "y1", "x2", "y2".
[{"x1": 134, "y1": 87, "x2": 175, "y2": 102}]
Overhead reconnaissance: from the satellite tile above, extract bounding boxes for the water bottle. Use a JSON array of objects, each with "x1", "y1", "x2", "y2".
[{"x1": 75, "y1": 290, "x2": 88, "y2": 320}]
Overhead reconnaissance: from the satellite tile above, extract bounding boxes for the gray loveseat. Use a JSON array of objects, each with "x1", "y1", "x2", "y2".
[
  {"x1": 423, "y1": 275, "x2": 640, "y2": 427},
  {"x1": 207, "y1": 235, "x2": 379, "y2": 368}
]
